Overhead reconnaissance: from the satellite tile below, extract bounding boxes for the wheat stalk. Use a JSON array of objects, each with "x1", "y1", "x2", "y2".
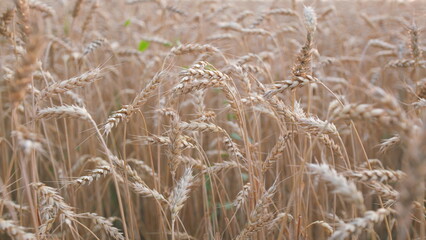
[
  {"x1": 32, "y1": 183, "x2": 77, "y2": 235},
  {"x1": 171, "y1": 44, "x2": 220, "y2": 55},
  {"x1": 15, "y1": 0, "x2": 30, "y2": 42},
  {"x1": 78, "y1": 213, "x2": 125, "y2": 240},
  {"x1": 37, "y1": 105, "x2": 92, "y2": 121},
  {"x1": 10, "y1": 36, "x2": 44, "y2": 105},
  {"x1": 379, "y1": 134, "x2": 400, "y2": 154},
  {"x1": 104, "y1": 72, "x2": 164, "y2": 135},
  {"x1": 29, "y1": 0, "x2": 55, "y2": 17},
  {"x1": 308, "y1": 163, "x2": 364, "y2": 208},
  {"x1": 0, "y1": 218, "x2": 36, "y2": 240},
  {"x1": 349, "y1": 169, "x2": 406, "y2": 183},
  {"x1": 0, "y1": 199, "x2": 29, "y2": 212},
  {"x1": 70, "y1": 163, "x2": 111, "y2": 187},
  {"x1": 82, "y1": 38, "x2": 106, "y2": 56},
  {"x1": 39, "y1": 68, "x2": 102, "y2": 99},
  {"x1": 233, "y1": 182, "x2": 251, "y2": 209},
  {"x1": 330, "y1": 208, "x2": 390, "y2": 240}
]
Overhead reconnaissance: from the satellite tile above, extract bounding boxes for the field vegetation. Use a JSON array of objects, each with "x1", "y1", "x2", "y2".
[{"x1": 0, "y1": 0, "x2": 425, "y2": 239}]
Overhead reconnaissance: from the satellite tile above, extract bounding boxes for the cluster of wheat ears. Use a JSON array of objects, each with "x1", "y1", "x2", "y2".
[{"x1": 0, "y1": 0, "x2": 425, "y2": 239}]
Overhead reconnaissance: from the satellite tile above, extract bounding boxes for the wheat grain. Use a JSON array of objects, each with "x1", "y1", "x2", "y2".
[
  {"x1": 37, "y1": 105, "x2": 92, "y2": 121},
  {"x1": 308, "y1": 163, "x2": 364, "y2": 208},
  {"x1": 39, "y1": 68, "x2": 101, "y2": 99},
  {"x1": 330, "y1": 208, "x2": 390, "y2": 240},
  {"x1": 29, "y1": 0, "x2": 55, "y2": 17},
  {"x1": 32, "y1": 183, "x2": 77, "y2": 235},
  {"x1": 233, "y1": 182, "x2": 251, "y2": 209},
  {"x1": 82, "y1": 38, "x2": 106, "y2": 56},
  {"x1": 0, "y1": 218, "x2": 36, "y2": 240},
  {"x1": 71, "y1": 163, "x2": 111, "y2": 187},
  {"x1": 349, "y1": 169, "x2": 406, "y2": 183},
  {"x1": 171, "y1": 44, "x2": 220, "y2": 55},
  {"x1": 78, "y1": 213, "x2": 125, "y2": 240},
  {"x1": 169, "y1": 168, "x2": 194, "y2": 218}
]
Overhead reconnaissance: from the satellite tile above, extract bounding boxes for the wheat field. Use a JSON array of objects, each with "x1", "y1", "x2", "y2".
[{"x1": 0, "y1": 0, "x2": 425, "y2": 239}]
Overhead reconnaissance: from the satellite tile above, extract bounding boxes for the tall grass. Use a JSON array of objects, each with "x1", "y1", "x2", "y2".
[{"x1": 0, "y1": 0, "x2": 425, "y2": 239}]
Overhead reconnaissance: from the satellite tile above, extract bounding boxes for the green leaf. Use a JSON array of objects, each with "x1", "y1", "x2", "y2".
[
  {"x1": 227, "y1": 113, "x2": 236, "y2": 121},
  {"x1": 213, "y1": 88, "x2": 222, "y2": 93},
  {"x1": 138, "y1": 40, "x2": 150, "y2": 52},
  {"x1": 204, "y1": 175, "x2": 212, "y2": 192},
  {"x1": 124, "y1": 19, "x2": 131, "y2": 27},
  {"x1": 216, "y1": 202, "x2": 233, "y2": 210},
  {"x1": 241, "y1": 173, "x2": 249, "y2": 182},
  {"x1": 230, "y1": 132, "x2": 242, "y2": 141},
  {"x1": 205, "y1": 65, "x2": 215, "y2": 71},
  {"x1": 63, "y1": 19, "x2": 70, "y2": 35}
]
